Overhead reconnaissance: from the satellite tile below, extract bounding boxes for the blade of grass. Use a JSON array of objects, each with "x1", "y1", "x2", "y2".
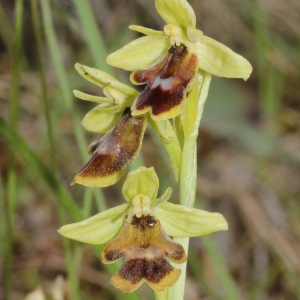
[
  {"x1": 0, "y1": 170, "x2": 5, "y2": 288},
  {"x1": 72, "y1": 0, "x2": 111, "y2": 72},
  {"x1": 202, "y1": 235, "x2": 240, "y2": 300},
  {"x1": 0, "y1": 2, "x2": 13, "y2": 54},
  {"x1": 188, "y1": 248, "x2": 223, "y2": 300},
  {"x1": 0, "y1": 115, "x2": 83, "y2": 222},
  {"x1": 30, "y1": 0, "x2": 56, "y2": 172},
  {"x1": 30, "y1": 1, "x2": 80, "y2": 298},
  {"x1": 252, "y1": 0, "x2": 282, "y2": 122},
  {"x1": 5, "y1": 1, "x2": 24, "y2": 299}
]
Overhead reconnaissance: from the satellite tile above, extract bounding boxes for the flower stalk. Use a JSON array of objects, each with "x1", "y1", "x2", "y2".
[{"x1": 168, "y1": 72, "x2": 212, "y2": 300}]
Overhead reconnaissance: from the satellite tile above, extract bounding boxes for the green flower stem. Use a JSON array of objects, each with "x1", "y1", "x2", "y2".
[
  {"x1": 155, "y1": 289, "x2": 168, "y2": 300},
  {"x1": 148, "y1": 118, "x2": 182, "y2": 181},
  {"x1": 168, "y1": 72, "x2": 212, "y2": 300}
]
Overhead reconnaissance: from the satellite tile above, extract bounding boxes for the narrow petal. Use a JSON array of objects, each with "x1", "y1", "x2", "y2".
[
  {"x1": 157, "y1": 202, "x2": 228, "y2": 237},
  {"x1": 107, "y1": 36, "x2": 170, "y2": 71},
  {"x1": 155, "y1": 0, "x2": 196, "y2": 30},
  {"x1": 151, "y1": 187, "x2": 173, "y2": 207},
  {"x1": 75, "y1": 63, "x2": 137, "y2": 95},
  {"x1": 196, "y1": 35, "x2": 253, "y2": 80},
  {"x1": 129, "y1": 25, "x2": 166, "y2": 38},
  {"x1": 122, "y1": 167, "x2": 159, "y2": 203},
  {"x1": 131, "y1": 44, "x2": 198, "y2": 121},
  {"x1": 81, "y1": 105, "x2": 123, "y2": 133},
  {"x1": 72, "y1": 108, "x2": 147, "y2": 187},
  {"x1": 73, "y1": 90, "x2": 115, "y2": 104},
  {"x1": 58, "y1": 204, "x2": 129, "y2": 244}
]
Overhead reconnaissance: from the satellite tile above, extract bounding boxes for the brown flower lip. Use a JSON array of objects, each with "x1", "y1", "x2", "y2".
[
  {"x1": 131, "y1": 44, "x2": 198, "y2": 120},
  {"x1": 72, "y1": 108, "x2": 147, "y2": 187},
  {"x1": 102, "y1": 215, "x2": 186, "y2": 292}
]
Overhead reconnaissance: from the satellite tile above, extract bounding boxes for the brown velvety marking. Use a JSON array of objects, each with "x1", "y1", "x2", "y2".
[
  {"x1": 75, "y1": 108, "x2": 146, "y2": 179},
  {"x1": 102, "y1": 215, "x2": 186, "y2": 291},
  {"x1": 105, "y1": 251, "x2": 123, "y2": 261},
  {"x1": 118, "y1": 257, "x2": 173, "y2": 284},
  {"x1": 132, "y1": 45, "x2": 198, "y2": 117}
]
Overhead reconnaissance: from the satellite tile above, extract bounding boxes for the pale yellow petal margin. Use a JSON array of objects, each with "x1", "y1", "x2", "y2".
[
  {"x1": 155, "y1": 0, "x2": 196, "y2": 30},
  {"x1": 157, "y1": 202, "x2": 228, "y2": 237},
  {"x1": 107, "y1": 36, "x2": 170, "y2": 71},
  {"x1": 58, "y1": 204, "x2": 129, "y2": 244},
  {"x1": 196, "y1": 35, "x2": 253, "y2": 80}
]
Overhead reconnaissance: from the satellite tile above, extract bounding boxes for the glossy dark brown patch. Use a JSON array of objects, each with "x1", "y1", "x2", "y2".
[
  {"x1": 131, "y1": 215, "x2": 156, "y2": 231},
  {"x1": 102, "y1": 215, "x2": 186, "y2": 292},
  {"x1": 72, "y1": 108, "x2": 147, "y2": 187},
  {"x1": 131, "y1": 44, "x2": 198, "y2": 119}
]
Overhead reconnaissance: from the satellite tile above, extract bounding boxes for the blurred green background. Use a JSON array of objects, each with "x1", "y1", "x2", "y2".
[{"x1": 1, "y1": 0, "x2": 300, "y2": 299}]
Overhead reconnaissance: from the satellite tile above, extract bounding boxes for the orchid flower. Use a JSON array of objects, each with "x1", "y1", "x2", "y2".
[
  {"x1": 59, "y1": 167, "x2": 228, "y2": 292},
  {"x1": 106, "y1": 0, "x2": 252, "y2": 121}
]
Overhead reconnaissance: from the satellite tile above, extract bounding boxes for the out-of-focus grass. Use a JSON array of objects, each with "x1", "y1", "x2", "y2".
[
  {"x1": 1, "y1": 0, "x2": 300, "y2": 299},
  {"x1": 5, "y1": 1, "x2": 24, "y2": 299}
]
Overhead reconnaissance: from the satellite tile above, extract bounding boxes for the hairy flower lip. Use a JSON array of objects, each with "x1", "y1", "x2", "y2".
[
  {"x1": 102, "y1": 215, "x2": 186, "y2": 292},
  {"x1": 59, "y1": 167, "x2": 229, "y2": 292},
  {"x1": 72, "y1": 108, "x2": 147, "y2": 188},
  {"x1": 130, "y1": 44, "x2": 198, "y2": 121}
]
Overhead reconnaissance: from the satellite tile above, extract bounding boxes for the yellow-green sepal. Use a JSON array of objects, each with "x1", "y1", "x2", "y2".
[
  {"x1": 122, "y1": 166, "x2": 159, "y2": 203},
  {"x1": 107, "y1": 36, "x2": 170, "y2": 71},
  {"x1": 58, "y1": 204, "x2": 129, "y2": 244},
  {"x1": 157, "y1": 202, "x2": 228, "y2": 237},
  {"x1": 155, "y1": 0, "x2": 196, "y2": 31},
  {"x1": 81, "y1": 105, "x2": 123, "y2": 133},
  {"x1": 195, "y1": 35, "x2": 253, "y2": 80}
]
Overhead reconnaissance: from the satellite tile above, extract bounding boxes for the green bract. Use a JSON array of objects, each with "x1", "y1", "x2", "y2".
[
  {"x1": 59, "y1": 167, "x2": 228, "y2": 244},
  {"x1": 107, "y1": 0, "x2": 252, "y2": 80}
]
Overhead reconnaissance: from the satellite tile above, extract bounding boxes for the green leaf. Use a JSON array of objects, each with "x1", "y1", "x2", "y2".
[
  {"x1": 157, "y1": 202, "x2": 228, "y2": 237},
  {"x1": 58, "y1": 204, "x2": 129, "y2": 244}
]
